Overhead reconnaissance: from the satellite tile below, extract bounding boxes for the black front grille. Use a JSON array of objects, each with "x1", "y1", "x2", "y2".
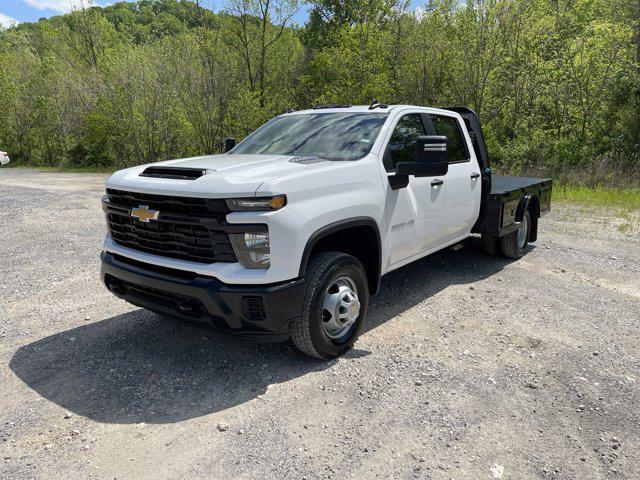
[
  {"x1": 105, "y1": 275, "x2": 208, "y2": 318},
  {"x1": 105, "y1": 189, "x2": 237, "y2": 264},
  {"x1": 106, "y1": 188, "x2": 228, "y2": 216}
]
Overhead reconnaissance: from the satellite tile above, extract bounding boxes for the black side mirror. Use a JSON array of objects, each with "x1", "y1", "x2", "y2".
[
  {"x1": 224, "y1": 137, "x2": 236, "y2": 152},
  {"x1": 395, "y1": 135, "x2": 449, "y2": 177},
  {"x1": 416, "y1": 135, "x2": 448, "y2": 164}
]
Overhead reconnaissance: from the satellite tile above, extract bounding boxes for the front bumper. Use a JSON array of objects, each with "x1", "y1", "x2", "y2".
[{"x1": 101, "y1": 252, "x2": 305, "y2": 342}]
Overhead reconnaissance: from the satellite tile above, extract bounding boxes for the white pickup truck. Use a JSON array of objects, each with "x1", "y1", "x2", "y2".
[{"x1": 101, "y1": 104, "x2": 551, "y2": 358}]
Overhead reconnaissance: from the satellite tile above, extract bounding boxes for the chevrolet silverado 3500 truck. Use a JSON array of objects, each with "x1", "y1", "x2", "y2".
[{"x1": 101, "y1": 105, "x2": 551, "y2": 358}]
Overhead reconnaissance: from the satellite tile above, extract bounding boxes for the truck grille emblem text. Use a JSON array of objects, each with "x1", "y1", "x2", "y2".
[{"x1": 131, "y1": 205, "x2": 160, "y2": 223}]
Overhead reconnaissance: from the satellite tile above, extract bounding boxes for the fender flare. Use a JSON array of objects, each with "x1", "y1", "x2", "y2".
[
  {"x1": 298, "y1": 217, "x2": 382, "y2": 294},
  {"x1": 516, "y1": 193, "x2": 540, "y2": 243},
  {"x1": 515, "y1": 193, "x2": 534, "y2": 222}
]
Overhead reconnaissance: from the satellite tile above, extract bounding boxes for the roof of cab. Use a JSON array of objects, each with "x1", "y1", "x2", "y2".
[{"x1": 283, "y1": 105, "x2": 457, "y2": 116}]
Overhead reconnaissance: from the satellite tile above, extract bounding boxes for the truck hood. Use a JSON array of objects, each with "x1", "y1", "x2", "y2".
[{"x1": 105, "y1": 153, "x2": 333, "y2": 198}]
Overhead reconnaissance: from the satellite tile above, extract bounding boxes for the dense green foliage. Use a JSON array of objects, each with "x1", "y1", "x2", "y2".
[{"x1": 0, "y1": 0, "x2": 638, "y2": 182}]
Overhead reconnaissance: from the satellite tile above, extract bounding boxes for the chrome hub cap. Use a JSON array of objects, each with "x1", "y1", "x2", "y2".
[
  {"x1": 517, "y1": 214, "x2": 529, "y2": 249},
  {"x1": 322, "y1": 276, "x2": 360, "y2": 339}
]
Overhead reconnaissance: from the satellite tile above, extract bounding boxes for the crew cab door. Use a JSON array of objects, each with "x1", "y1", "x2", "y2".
[
  {"x1": 382, "y1": 113, "x2": 446, "y2": 267},
  {"x1": 427, "y1": 113, "x2": 481, "y2": 240}
]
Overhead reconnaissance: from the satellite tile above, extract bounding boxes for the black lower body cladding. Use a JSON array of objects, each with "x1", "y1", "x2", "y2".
[{"x1": 100, "y1": 252, "x2": 305, "y2": 342}]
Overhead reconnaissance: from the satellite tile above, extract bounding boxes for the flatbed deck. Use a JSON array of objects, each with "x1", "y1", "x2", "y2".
[{"x1": 491, "y1": 175, "x2": 552, "y2": 195}]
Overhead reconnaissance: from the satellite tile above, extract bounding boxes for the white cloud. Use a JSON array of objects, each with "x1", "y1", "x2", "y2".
[
  {"x1": 22, "y1": 0, "x2": 97, "y2": 13},
  {"x1": 413, "y1": 6, "x2": 426, "y2": 20},
  {"x1": 0, "y1": 12, "x2": 20, "y2": 28}
]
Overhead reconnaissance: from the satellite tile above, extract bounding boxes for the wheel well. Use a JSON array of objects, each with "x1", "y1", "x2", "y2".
[{"x1": 301, "y1": 223, "x2": 381, "y2": 295}]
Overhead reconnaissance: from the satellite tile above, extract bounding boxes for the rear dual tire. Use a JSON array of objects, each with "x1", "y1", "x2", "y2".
[
  {"x1": 481, "y1": 232, "x2": 499, "y2": 256},
  {"x1": 500, "y1": 209, "x2": 531, "y2": 258},
  {"x1": 481, "y1": 209, "x2": 532, "y2": 259}
]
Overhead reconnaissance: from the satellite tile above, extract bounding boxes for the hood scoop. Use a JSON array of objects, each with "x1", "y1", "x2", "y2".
[
  {"x1": 289, "y1": 155, "x2": 328, "y2": 165},
  {"x1": 140, "y1": 166, "x2": 211, "y2": 180}
]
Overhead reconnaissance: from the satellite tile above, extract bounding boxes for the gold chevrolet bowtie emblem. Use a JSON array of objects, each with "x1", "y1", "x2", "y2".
[{"x1": 130, "y1": 205, "x2": 160, "y2": 223}]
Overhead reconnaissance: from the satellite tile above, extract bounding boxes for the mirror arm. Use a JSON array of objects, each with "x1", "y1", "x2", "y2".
[{"x1": 388, "y1": 174, "x2": 409, "y2": 190}]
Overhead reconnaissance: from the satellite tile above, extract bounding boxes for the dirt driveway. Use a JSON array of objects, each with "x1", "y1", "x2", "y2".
[{"x1": 1, "y1": 168, "x2": 639, "y2": 480}]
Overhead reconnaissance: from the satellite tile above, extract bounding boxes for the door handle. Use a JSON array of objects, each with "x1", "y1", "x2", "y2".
[
  {"x1": 471, "y1": 173, "x2": 480, "y2": 179},
  {"x1": 431, "y1": 179, "x2": 444, "y2": 187}
]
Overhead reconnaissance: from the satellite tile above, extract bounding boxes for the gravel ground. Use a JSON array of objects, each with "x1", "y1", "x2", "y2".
[{"x1": 1, "y1": 168, "x2": 639, "y2": 480}]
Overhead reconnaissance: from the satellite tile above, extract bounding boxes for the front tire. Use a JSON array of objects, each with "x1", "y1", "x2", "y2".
[
  {"x1": 292, "y1": 252, "x2": 369, "y2": 359},
  {"x1": 500, "y1": 209, "x2": 531, "y2": 259}
]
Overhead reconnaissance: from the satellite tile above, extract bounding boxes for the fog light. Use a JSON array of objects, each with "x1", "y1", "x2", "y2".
[{"x1": 230, "y1": 231, "x2": 271, "y2": 269}]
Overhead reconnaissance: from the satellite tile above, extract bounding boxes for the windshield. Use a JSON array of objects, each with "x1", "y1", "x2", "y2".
[{"x1": 232, "y1": 112, "x2": 388, "y2": 161}]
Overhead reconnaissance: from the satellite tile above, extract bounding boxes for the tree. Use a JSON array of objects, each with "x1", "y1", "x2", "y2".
[
  {"x1": 224, "y1": 0, "x2": 300, "y2": 106},
  {"x1": 0, "y1": 0, "x2": 637, "y2": 182}
]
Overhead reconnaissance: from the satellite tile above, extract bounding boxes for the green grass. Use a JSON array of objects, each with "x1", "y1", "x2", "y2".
[{"x1": 553, "y1": 184, "x2": 640, "y2": 211}]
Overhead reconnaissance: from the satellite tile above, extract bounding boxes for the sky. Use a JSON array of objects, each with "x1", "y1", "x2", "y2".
[{"x1": 0, "y1": 0, "x2": 425, "y2": 29}]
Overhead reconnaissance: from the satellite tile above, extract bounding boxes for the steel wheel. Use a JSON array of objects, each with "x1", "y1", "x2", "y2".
[
  {"x1": 500, "y1": 208, "x2": 533, "y2": 259},
  {"x1": 321, "y1": 276, "x2": 361, "y2": 339},
  {"x1": 517, "y1": 211, "x2": 529, "y2": 249},
  {"x1": 292, "y1": 252, "x2": 369, "y2": 359}
]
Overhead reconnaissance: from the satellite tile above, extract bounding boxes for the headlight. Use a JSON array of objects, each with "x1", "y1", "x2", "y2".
[
  {"x1": 227, "y1": 195, "x2": 286, "y2": 211},
  {"x1": 230, "y1": 231, "x2": 271, "y2": 269}
]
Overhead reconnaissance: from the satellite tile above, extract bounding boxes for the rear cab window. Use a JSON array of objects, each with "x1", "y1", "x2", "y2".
[{"x1": 429, "y1": 114, "x2": 469, "y2": 163}]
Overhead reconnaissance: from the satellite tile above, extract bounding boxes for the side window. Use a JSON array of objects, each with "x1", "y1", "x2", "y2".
[
  {"x1": 430, "y1": 115, "x2": 468, "y2": 163},
  {"x1": 384, "y1": 114, "x2": 426, "y2": 171}
]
